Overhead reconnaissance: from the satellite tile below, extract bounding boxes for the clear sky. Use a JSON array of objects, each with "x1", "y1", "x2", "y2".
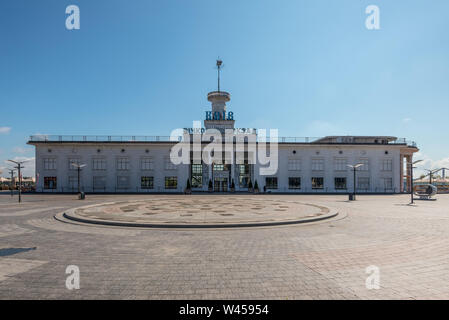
[{"x1": 1, "y1": 0, "x2": 448, "y2": 177}]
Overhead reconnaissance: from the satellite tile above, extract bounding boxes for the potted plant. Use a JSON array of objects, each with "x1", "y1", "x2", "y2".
[
  {"x1": 185, "y1": 179, "x2": 191, "y2": 195},
  {"x1": 208, "y1": 179, "x2": 213, "y2": 192},
  {"x1": 230, "y1": 179, "x2": 235, "y2": 193},
  {"x1": 248, "y1": 180, "x2": 253, "y2": 193},
  {"x1": 254, "y1": 180, "x2": 259, "y2": 193}
]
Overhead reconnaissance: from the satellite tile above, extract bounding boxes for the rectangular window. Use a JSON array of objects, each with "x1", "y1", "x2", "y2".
[
  {"x1": 68, "y1": 176, "x2": 78, "y2": 189},
  {"x1": 117, "y1": 176, "x2": 129, "y2": 189},
  {"x1": 191, "y1": 164, "x2": 203, "y2": 188},
  {"x1": 165, "y1": 176, "x2": 178, "y2": 189},
  {"x1": 265, "y1": 177, "x2": 278, "y2": 189},
  {"x1": 43, "y1": 158, "x2": 57, "y2": 170},
  {"x1": 116, "y1": 157, "x2": 130, "y2": 170},
  {"x1": 213, "y1": 163, "x2": 224, "y2": 171},
  {"x1": 44, "y1": 177, "x2": 57, "y2": 189},
  {"x1": 311, "y1": 159, "x2": 324, "y2": 171},
  {"x1": 92, "y1": 158, "x2": 106, "y2": 170},
  {"x1": 239, "y1": 164, "x2": 249, "y2": 174},
  {"x1": 239, "y1": 176, "x2": 249, "y2": 188},
  {"x1": 334, "y1": 177, "x2": 347, "y2": 190},
  {"x1": 192, "y1": 163, "x2": 202, "y2": 175},
  {"x1": 357, "y1": 177, "x2": 370, "y2": 190},
  {"x1": 334, "y1": 158, "x2": 347, "y2": 171},
  {"x1": 381, "y1": 159, "x2": 392, "y2": 171},
  {"x1": 141, "y1": 176, "x2": 154, "y2": 189},
  {"x1": 164, "y1": 157, "x2": 176, "y2": 170},
  {"x1": 311, "y1": 177, "x2": 324, "y2": 189},
  {"x1": 383, "y1": 178, "x2": 393, "y2": 190},
  {"x1": 288, "y1": 159, "x2": 301, "y2": 171},
  {"x1": 239, "y1": 164, "x2": 251, "y2": 187},
  {"x1": 288, "y1": 177, "x2": 301, "y2": 189},
  {"x1": 141, "y1": 158, "x2": 153, "y2": 170},
  {"x1": 358, "y1": 159, "x2": 369, "y2": 171},
  {"x1": 93, "y1": 176, "x2": 106, "y2": 189}
]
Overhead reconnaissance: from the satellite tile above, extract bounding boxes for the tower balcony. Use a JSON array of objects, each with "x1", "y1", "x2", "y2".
[{"x1": 207, "y1": 91, "x2": 230, "y2": 102}]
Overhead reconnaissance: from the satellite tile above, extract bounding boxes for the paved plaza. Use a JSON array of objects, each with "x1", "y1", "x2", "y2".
[{"x1": 1, "y1": 193, "x2": 449, "y2": 299}]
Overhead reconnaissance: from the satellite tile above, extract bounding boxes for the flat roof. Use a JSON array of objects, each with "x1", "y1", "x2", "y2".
[{"x1": 27, "y1": 135, "x2": 418, "y2": 148}]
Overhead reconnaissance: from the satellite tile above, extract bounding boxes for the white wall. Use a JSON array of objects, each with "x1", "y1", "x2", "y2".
[
  {"x1": 254, "y1": 144, "x2": 400, "y2": 193},
  {"x1": 33, "y1": 142, "x2": 402, "y2": 193}
]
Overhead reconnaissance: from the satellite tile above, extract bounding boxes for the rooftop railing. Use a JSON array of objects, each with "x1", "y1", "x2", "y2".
[
  {"x1": 28, "y1": 135, "x2": 178, "y2": 142},
  {"x1": 28, "y1": 135, "x2": 417, "y2": 147}
]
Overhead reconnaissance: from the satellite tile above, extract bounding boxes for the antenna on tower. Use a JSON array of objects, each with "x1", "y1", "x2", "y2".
[{"x1": 216, "y1": 58, "x2": 223, "y2": 92}]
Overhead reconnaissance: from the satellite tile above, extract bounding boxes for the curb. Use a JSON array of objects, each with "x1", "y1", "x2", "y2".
[{"x1": 61, "y1": 207, "x2": 339, "y2": 229}]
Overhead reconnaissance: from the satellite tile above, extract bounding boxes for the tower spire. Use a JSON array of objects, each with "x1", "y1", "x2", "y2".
[
  {"x1": 206, "y1": 60, "x2": 233, "y2": 131},
  {"x1": 216, "y1": 59, "x2": 222, "y2": 92}
]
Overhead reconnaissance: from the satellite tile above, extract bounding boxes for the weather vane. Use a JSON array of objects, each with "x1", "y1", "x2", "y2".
[{"x1": 216, "y1": 59, "x2": 223, "y2": 92}]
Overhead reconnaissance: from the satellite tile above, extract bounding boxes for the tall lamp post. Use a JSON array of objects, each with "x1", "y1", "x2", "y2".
[
  {"x1": 8, "y1": 168, "x2": 16, "y2": 197},
  {"x1": 408, "y1": 159, "x2": 423, "y2": 204},
  {"x1": 347, "y1": 163, "x2": 364, "y2": 201},
  {"x1": 8, "y1": 160, "x2": 27, "y2": 203},
  {"x1": 70, "y1": 162, "x2": 86, "y2": 195}
]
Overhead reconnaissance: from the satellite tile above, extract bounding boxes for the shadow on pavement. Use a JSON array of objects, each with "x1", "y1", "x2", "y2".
[{"x1": 0, "y1": 247, "x2": 37, "y2": 257}]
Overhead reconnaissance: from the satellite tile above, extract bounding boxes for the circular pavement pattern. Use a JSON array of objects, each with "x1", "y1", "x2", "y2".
[{"x1": 62, "y1": 197, "x2": 338, "y2": 228}]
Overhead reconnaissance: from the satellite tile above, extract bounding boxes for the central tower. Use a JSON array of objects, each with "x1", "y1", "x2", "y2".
[{"x1": 204, "y1": 59, "x2": 235, "y2": 132}]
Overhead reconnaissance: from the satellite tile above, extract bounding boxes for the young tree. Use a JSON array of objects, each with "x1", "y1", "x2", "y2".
[{"x1": 254, "y1": 180, "x2": 259, "y2": 190}]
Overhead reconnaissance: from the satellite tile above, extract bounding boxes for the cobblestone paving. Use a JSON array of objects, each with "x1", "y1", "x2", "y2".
[{"x1": 1, "y1": 193, "x2": 449, "y2": 299}]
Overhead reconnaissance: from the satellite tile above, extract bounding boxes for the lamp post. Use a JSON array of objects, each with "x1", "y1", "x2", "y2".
[
  {"x1": 347, "y1": 163, "x2": 364, "y2": 201},
  {"x1": 8, "y1": 168, "x2": 16, "y2": 197},
  {"x1": 408, "y1": 159, "x2": 423, "y2": 204},
  {"x1": 8, "y1": 160, "x2": 27, "y2": 203},
  {"x1": 70, "y1": 162, "x2": 86, "y2": 195}
]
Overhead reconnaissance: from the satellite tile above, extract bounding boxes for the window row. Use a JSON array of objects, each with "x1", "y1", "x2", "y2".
[
  {"x1": 43, "y1": 176, "x2": 178, "y2": 190},
  {"x1": 286, "y1": 158, "x2": 393, "y2": 172},
  {"x1": 43, "y1": 157, "x2": 175, "y2": 171},
  {"x1": 264, "y1": 177, "x2": 393, "y2": 190},
  {"x1": 42, "y1": 176, "x2": 393, "y2": 191},
  {"x1": 43, "y1": 157, "x2": 394, "y2": 172}
]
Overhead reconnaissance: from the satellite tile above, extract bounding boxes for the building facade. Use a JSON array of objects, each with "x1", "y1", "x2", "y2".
[{"x1": 28, "y1": 86, "x2": 418, "y2": 194}]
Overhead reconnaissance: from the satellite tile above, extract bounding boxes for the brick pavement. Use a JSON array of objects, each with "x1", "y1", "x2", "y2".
[{"x1": 1, "y1": 193, "x2": 449, "y2": 299}]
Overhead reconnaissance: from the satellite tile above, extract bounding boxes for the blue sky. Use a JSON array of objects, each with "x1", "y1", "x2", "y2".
[{"x1": 1, "y1": 0, "x2": 448, "y2": 177}]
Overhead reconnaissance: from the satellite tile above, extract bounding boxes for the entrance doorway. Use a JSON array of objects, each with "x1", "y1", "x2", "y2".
[{"x1": 214, "y1": 177, "x2": 228, "y2": 192}]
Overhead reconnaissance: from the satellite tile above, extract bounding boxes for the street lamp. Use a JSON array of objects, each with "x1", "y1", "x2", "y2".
[
  {"x1": 347, "y1": 163, "x2": 364, "y2": 201},
  {"x1": 7, "y1": 159, "x2": 28, "y2": 203},
  {"x1": 8, "y1": 168, "x2": 16, "y2": 197},
  {"x1": 70, "y1": 162, "x2": 86, "y2": 196},
  {"x1": 408, "y1": 159, "x2": 423, "y2": 204}
]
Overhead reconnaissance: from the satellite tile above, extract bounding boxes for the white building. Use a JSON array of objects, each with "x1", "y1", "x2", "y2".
[{"x1": 28, "y1": 78, "x2": 418, "y2": 194}]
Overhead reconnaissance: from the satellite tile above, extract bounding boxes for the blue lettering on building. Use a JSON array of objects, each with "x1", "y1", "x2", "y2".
[{"x1": 205, "y1": 111, "x2": 234, "y2": 121}]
